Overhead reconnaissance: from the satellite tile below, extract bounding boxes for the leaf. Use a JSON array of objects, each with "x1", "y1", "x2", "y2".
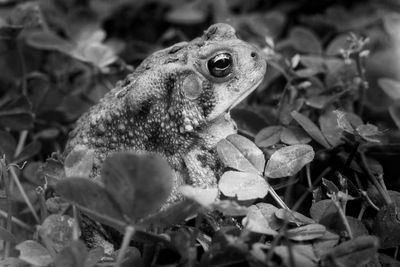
[
  {"x1": 291, "y1": 111, "x2": 331, "y2": 148},
  {"x1": 242, "y1": 203, "x2": 282, "y2": 233},
  {"x1": 321, "y1": 236, "x2": 379, "y2": 267},
  {"x1": 217, "y1": 134, "x2": 265, "y2": 175},
  {"x1": 102, "y1": 152, "x2": 173, "y2": 221},
  {"x1": 0, "y1": 226, "x2": 16, "y2": 243},
  {"x1": 374, "y1": 203, "x2": 400, "y2": 249},
  {"x1": 280, "y1": 126, "x2": 311, "y2": 145},
  {"x1": 265, "y1": 144, "x2": 314, "y2": 178},
  {"x1": 326, "y1": 34, "x2": 349, "y2": 56},
  {"x1": 16, "y1": 240, "x2": 53, "y2": 266},
  {"x1": 55, "y1": 178, "x2": 126, "y2": 231},
  {"x1": 179, "y1": 185, "x2": 218, "y2": 208},
  {"x1": 289, "y1": 27, "x2": 322, "y2": 54},
  {"x1": 254, "y1": 126, "x2": 283, "y2": 148},
  {"x1": 274, "y1": 245, "x2": 318, "y2": 267},
  {"x1": 313, "y1": 230, "x2": 340, "y2": 258},
  {"x1": 346, "y1": 216, "x2": 368, "y2": 238},
  {"x1": 212, "y1": 200, "x2": 249, "y2": 217},
  {"x1": 287, "y1": 224, "x2": 326, "y2": 241},
  {"x1": 319, "y1": 110, "x2": 344, "y2": 147},
  {"x1": 0, "y1": 130, "x2": 16, "y2": 161},
  {"x1": 64, "y1": 146, "x2": 94, "y2": 179},
  {"x1": 38, "y1": 214, "x2": 75, "y2": 253},
  {"x1": 310, "y1": 199, "x2": 340, "y2": 229},
  {"x1": 0, "y1": 96, "x2": 34, "y2": 130},
  {"x1": 219, "y1": 171, "x2": 269, "y2": 201},
  {"x1": 274, "y1": 209, "x2": 315, "y2": 225},
  {"x1": 378, "y1": 78, "x2": 400, "y2": 100},
  {"x1": 53, "y1": 241, "x2": 88, "y2": 267}
]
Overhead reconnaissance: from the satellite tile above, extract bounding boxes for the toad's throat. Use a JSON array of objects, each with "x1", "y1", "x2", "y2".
[{"x1": 211, "y1": 77, "x2": 263, "y2": 124}]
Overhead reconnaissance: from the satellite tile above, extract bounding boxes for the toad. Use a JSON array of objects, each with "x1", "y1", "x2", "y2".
[{"x1": 65, "y1": 23, "x2": 266, "y2": 205}]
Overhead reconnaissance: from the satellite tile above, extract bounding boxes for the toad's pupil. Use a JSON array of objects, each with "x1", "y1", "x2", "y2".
[{"x1": 207, "y1": 53, "x2": 233, "y2": 78}]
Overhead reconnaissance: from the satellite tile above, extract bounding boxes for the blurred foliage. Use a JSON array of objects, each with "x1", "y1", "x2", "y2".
[{"x1": 1, "y1": 0, "x2": 400, "y2": 266}]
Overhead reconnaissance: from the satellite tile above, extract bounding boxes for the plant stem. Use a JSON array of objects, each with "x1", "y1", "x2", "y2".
[
  {"x1": 306, "y1": 164, "x2": 312, "y2": 189},
  {"x1": 333, "y1": 198, "x2": 353, "y2": 239},
  {"x1": 359, "y1": 149, "x2": 392, "y2": 205},
  {"x1": 14, "y1": 130, "x2": 28, "y2": 159},
  {"x1": 269, "y1": 186, "x2": 289, "y2": 210},
  {"x1": 355, "y1": 55, "x2": 368, "y2": 116},
  {"x1": 275, "y1": 82, "x2": 290, "y2": 124},
  {"x1": 115, "y1": 225, "x2": 135, "y2": 267},
  {"x1": 344, "y1": 141, "x2": 360, "y2": 170},
  {"x1": 9, "y1": 166, "x2": 40, "y2": 223}
]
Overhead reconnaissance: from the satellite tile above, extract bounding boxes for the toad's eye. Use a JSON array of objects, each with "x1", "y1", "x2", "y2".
[{"x1": 207, "y1": 53, "x2": 233, "y2": 78}]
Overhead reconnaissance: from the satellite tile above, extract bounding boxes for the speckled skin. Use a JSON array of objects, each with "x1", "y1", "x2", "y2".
[{"x1": 65, "y1": 23, "x2": 266, "y2": 205}]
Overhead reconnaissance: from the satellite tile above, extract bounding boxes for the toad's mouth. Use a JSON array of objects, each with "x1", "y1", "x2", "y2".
[{"x1": 227, "y1": 78, "x2": 263, "y2": 112}]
